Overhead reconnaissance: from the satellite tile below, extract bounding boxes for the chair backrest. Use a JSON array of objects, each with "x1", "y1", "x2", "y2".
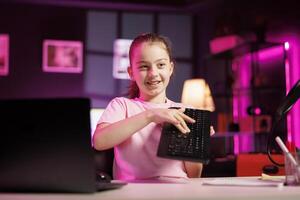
[{"x1": 94, "y1": 148, "x2": 114, "y2": 178}]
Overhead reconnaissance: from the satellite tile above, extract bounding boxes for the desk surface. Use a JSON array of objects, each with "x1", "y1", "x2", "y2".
[{"x1": 1, "y1": 177, "x2": 300, "y2": 200}]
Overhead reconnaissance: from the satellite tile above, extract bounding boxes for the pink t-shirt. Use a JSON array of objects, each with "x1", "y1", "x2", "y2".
[{"x1": 98, "y1": 97, "x2": 188, "y2": 181}]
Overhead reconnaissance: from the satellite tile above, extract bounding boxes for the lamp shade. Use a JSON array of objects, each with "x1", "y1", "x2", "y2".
[{"x1": 181, "y1": 79, "x2": 215, "y2": 112}]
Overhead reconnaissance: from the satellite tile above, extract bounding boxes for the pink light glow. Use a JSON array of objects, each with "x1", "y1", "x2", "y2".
[
  {"x1": 284, "y1": 42, "x2": 290, "y2": 50},
  {"x1": 233, "y1": 95, "x2": 238, "y2": 123},
  {"x1": 233, "y1": 134, "x2": 255, "y2": 154},
  {"x1": 284, "y1": 38, "x2": 300, "y2": 147},
  {"x1": 209, "y1": 35, "x2": 244, "y2": 54},
  {"x1": 285, "y1": 56, "x2": 292, "y2": 142},
  {"x1": 232, "y1": 54, "x2": 252, "y2": 122},
  {"x1": 234, "y1": 135, "x2": 239, "y2": 154},
  {"x1": 257, "y1": 46, "x2": 283, "y2": 62},
  {"x1": 239, "y1": 134, "x2": 254, "y2": 153},
  {"x1": 267, "y1": 32, "x2": 300, "y2": 148},
  {"x1": 232, "y1": 32, "x2": 300, "y2": 152},
  {"x1": 254, "y1": 107, "x2": 261, "y2": 115},
  {"x1": 0, "y1": 34, "x2": 9, "y2": 76},
  {"x1": 231, "y1": 41, "x2": 287, "y2": 154},
  {"x1": 233, "y1": 45, "x2": 285, "y2": 119}
]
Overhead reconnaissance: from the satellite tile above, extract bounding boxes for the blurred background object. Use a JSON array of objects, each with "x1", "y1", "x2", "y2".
[{"x1": 181, "y1": 78, "x2": 215, "y2": 112}]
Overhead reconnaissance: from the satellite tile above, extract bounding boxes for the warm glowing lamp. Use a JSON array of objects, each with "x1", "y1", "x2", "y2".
[{"x1": 181, "y1": 79, "x2": 215, "y2": 112}]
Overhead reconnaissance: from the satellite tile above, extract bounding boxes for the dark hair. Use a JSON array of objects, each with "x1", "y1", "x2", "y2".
[{"x1": 127, "y1": 33, "x2": 174, "y2": 99}]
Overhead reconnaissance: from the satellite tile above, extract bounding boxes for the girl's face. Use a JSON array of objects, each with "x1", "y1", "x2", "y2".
[{"x1": 128, "y1": 42, "x2": 174, "y2": 102}]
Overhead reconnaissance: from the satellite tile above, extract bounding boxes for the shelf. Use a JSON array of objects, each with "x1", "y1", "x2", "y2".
[
  {"x1": 208, "y1": 41, "x2": 284, "y2": 60},
  {"x1": 232, "y1": 86, "x2": 285, "y2": 93},
  {"x1": 206, "y1": 39, "x2": 287, "y2": 156}
]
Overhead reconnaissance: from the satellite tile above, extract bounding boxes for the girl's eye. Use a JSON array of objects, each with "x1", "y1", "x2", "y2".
[
  {"x1": 138, "y1": 65, "x2": 148, "y2": 70},
  {"x1": 158, "y1": 63, "x2": 166, "y2": 68}
]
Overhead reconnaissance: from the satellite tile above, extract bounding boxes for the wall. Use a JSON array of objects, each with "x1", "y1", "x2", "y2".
[
  {"x1": 0, "y1": 3, "x2": 195, "y2": 108},
  {"x1": 0, "y1": 3, "x2": 86, "y2": 99},
  {"x1": 85, "y1": 10, "x2": 194, "y2": 107}
]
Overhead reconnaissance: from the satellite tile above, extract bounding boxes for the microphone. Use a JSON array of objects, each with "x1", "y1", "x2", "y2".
[{"x1": 275, "y1": 79, "x2": 300, "y2": 121}]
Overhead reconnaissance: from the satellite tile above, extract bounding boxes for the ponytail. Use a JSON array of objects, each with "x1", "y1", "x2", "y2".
[{"x1": 128, "y1": 81, "x2": 139, "y2": 99}]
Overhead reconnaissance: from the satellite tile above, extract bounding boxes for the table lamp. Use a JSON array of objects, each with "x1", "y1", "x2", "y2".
[{"x1": 181, "y1": 79, "x2": 215, "y2": 112}]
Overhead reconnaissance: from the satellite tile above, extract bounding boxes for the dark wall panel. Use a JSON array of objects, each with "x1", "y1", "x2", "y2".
[{"x1": 0, "y1": 3, "x2": 86, "y2": 99}]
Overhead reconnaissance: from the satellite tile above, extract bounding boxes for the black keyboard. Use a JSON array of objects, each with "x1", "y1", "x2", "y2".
[{"x1": 157, "y1": 108, "x2": 211, "y2": 164}]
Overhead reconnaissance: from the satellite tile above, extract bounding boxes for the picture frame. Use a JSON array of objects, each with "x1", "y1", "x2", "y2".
[
  {"x1": 43, "y1": 39, "x2": 83, "y2": 73},
  {"x1": 112, "y1": 39, "x2": 132, "y2": 79},
  {"x1": 0, "y1": 34, "x2": 9, "y2": 76}
]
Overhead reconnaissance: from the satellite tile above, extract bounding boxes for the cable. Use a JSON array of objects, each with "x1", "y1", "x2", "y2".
[
  {"x1": 266, "y1": 116, "x2": 284, "y2": 167},
  {"x1": 267, "y1": 79, "x2": 300, "y2": 167}
]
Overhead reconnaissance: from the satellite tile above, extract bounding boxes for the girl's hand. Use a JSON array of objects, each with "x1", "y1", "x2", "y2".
[{"x1": 147, "y1": 107, "x2": 195, "y2": 133}]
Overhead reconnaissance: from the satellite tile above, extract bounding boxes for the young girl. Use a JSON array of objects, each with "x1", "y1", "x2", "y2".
[{"x1": 93, "y1": 33, "x2": 206, "y2": 181}]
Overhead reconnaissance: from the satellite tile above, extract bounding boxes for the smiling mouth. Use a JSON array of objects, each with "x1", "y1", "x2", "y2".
[{"x1": 146, "y1": 81, "x2": 161, "y2": 86}]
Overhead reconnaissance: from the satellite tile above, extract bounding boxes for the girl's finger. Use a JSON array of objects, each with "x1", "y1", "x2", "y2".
[
  {"x1": 177, "y1": 107, "x2": 185, "y2": 113},
  {"x1": 178, "y1": 111, "x2": 195, "y2": 123},
  {"x1": 174, "y1": 114, "x2": 190, "y2": 133},
  {"x1": 174, "y1": 122, "x2": 188, "y2": 134}
]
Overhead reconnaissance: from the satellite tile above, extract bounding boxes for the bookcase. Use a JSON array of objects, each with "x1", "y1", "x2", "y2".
[
  {"x1": 207, "y1": 41, "x2": 287, "y2": 154},
  {"x1": 201, "y1": 41, "x2": 288, "y2": 177}
]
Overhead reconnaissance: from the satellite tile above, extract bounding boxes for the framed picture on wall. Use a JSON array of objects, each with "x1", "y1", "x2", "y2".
[
  {"x1": 113, "y1": 39, "x2": 132, "y2": 79},
  {"x1": 43, "y1": 39, "x2": 83, "y2": 73},
  {"x1": 0, "y1": 34, "x2": 9, "y2": 76}
]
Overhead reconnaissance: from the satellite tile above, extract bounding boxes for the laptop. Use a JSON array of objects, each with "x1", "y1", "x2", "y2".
[{"x1": 0, "y1": 98, "x2": 126, "y2": 193}]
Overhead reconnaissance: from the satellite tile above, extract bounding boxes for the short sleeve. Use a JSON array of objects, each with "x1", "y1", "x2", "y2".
[{"x1": 98, "y1": 97, "x2": 127, "y2": 125}]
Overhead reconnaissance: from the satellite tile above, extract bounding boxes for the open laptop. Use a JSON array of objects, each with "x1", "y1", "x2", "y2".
[{"x1": 0, "y1": 98, "x2": 126, "y2": 193}]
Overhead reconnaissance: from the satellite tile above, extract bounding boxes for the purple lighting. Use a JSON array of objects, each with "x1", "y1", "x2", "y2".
[
  {"x1": 284, "y1": 39, "x2": 300, "y2": 148},
  {"x1": 267, "y1": 32, "x2": 300, "y2": 149},
  {"x1": 285, "y1": 47, "x2": 292, "y2": 143},
  {"x1": 258, "y1": 45, "x2": 284, "y2": 62},
  {"x1": 232, "y1": 54, "x2": 252, "y2": 122},
  {"x1": 232, "y1": 40, "x2": 289, "y2": 153}
]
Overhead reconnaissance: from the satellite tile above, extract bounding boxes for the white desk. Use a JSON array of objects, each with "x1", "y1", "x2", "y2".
[{"x1": 1, "y1": 177, "x2": 300, "y2": 200}]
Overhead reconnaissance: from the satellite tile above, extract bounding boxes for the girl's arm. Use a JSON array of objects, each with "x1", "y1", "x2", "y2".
[
  {"x1": 93, "y1": 110, "x2": 152, "y2": 150},
  {"x1": 93, "y1": 108, "x2": 195, "y2": 150},
  {"x1": 184, "y1": 126, "x2": 215, "y2": 178},
  {"x1": 184, "y1": 161, "x2": 203, "y2": 178}
]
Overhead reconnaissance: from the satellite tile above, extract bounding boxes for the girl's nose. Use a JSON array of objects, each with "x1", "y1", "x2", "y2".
[{"x1": 148, "y1": 66, "x2": 158, "y2": 76}]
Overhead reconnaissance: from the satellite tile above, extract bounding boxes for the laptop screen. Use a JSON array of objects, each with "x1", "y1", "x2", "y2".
[{"x1": 0, "y1": 98, "x2": 96, "y2": 193}]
